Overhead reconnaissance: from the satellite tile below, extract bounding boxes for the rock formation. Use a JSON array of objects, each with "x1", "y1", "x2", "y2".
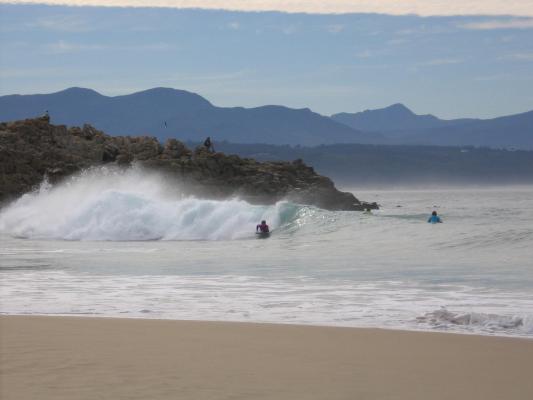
[{"x1": 0, "y1": 117, "x2": 377, "y2": 210}]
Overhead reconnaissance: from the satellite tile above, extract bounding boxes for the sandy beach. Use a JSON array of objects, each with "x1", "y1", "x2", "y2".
[{"x1": 1, "y1": 316, "x2": 532, "y2": 400}]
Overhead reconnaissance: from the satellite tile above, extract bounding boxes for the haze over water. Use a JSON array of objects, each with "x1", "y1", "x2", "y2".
[{"x1": 1, "y1": 168, "x2": 532, "y2": 337}]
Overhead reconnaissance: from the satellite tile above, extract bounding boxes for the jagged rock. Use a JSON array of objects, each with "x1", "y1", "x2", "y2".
[
  {"x1": 116, "y1": 152, "x2": 134, "y2": 165},
  {"x1": 0, "y1": 118, "x2": 377, "y2": 210},
  {"x1": 102, "y1": 144, "x2": 120, "y2": 162},
  {"x1": 162, "y1": 139, "x2": 190, "y2": 159}
]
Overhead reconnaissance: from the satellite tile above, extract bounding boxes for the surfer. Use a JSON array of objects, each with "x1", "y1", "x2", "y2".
[
  {"x1": 256, "y1": 220, "x2": 270, "y2": 233},
  {"x1": 427, "y1": 211, "x2": 442, "y2": 224}
]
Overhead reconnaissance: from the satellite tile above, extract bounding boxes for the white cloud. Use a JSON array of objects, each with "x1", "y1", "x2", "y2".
[
  {"x1": 474, "y1": 73, "x2": 530, "y2": 81},
  {"x1": 420, "y1": 58, "x2": 463, "y2": 66},
  {"x1": 501, "y1": 52, "x2": 533, "y2": 61},
  {"x1": 28, "y1": 14, "x2": 93, "y2": 32},
  {"x1": 41, "y1": 40, "x2": 173, "y2": 54},
  {"x1": 461, "y1": 18, "x2": 533, "y2": 30},
  {"x1": 387, "y1": 38, "x2": 409, "y2": 46},
  {"x1": 43, "y1": 40, "x2": 105, "y2": 54},
  {"x1": 282, "y1": 25, "x2": 297, "y2": 35},
  {"x1": 355, "y1": 49, "x2": 390, "y2": 59},
  {"x1": 356, "y1": 50, "x2": 374, "y2": 59},
  {"x1": 2, "y1": 1, "x2": 533, "y2": 17},
  {"x1": 326, "y1": 24, "x2": 344, "y2": 34}
]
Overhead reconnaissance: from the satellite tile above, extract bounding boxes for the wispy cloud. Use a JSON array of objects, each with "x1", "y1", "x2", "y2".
[
  {"x1": 387, "y1": 38, "x2": 409, "y2": 46},
  {"x1": 43, "y1": 40, "x2": 105, "y2": 54},
  {"x1": 474, "y1": 73, "x2": 532, "y2": 81},
  {"x1": 27, "y1": 14, "x2": 93, "y2": 32},
  {"x1": 419, "y1": 58, "x2": 463, "y2": 66},
  {"x1": 227, "y1": 21, "x2": 240, "y2": 30},
  {"x1": 326, "y1": 24, "x2": 344, "y2": 34},
  {"x1": 395, "y1": 28, "x2": 418, "y2": 36},
  {"x1": 500, "y1": 52, "x2": 533, "y2": 61},
  {"x1": 460, "y1": 18, "x2": 533, "y2": 30},
  {"x1": 2, "y1": 1, "x2": 533, "y2": 17},
  {"x1": 41, "y1": 40, "x2": 174, "y2": 54},
  {"x1": 281, "y1": 24, "x2": 298, "y2": 35},
  {"x1": 355, "y1": 50, "x2": 375, "y2": 59},
  {"x1": 355, "y1": 49, "x2": 391, "y2": 59}
]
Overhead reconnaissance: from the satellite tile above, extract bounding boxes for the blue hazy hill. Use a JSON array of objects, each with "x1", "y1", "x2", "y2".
[
  {"x1": 331, "y1": 103, "x2": 476, "y2": 134},
  {"x1": 400, "y1": 110, "x2": 533, "y2": 149},
  {"x1": 1, "y1": 88, "x2": 531, "y2": 148},
  {"x1": 332, "y1": 104, "x2": 533, "y2": 149},
  {"x1": 0, "y1": 87, "x2": 375, "y2": 146}
]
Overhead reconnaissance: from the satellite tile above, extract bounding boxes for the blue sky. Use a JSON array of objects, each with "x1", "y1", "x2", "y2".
[{"x1": 1, "y1": 3, "x2": 532, "y2": 118}]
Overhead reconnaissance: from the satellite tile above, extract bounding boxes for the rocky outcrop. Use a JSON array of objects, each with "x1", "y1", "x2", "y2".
[{"x1": 0, "y1": 117, "x2": 377, "y2": 210}]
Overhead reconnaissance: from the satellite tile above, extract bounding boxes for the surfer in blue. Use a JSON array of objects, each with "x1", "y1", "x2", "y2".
[
  {"x1": 427, "y1": 211, "x2": 442, "y2": 223},
  {"x1": 256, "y1": 220, "x2": 270, "y2": 233}
]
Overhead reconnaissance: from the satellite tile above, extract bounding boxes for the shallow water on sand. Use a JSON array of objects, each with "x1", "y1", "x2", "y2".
[{"x1": 1, "y1": 170, "x2": 532, "y2": 337}]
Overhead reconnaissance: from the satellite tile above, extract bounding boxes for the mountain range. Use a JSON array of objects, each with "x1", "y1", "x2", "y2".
[
  {"x1": 0, "y1": 87, "x2": 375, "y2": 146},
  {"x1": 331, "y1": 103, "x2": 477, "y2": 134},
  {"x1": 331, "y1": 104, "x2": 533, "y2": 149},
  {"x1": 0, "y1": 87, "x2": 532, "y2": 149}
]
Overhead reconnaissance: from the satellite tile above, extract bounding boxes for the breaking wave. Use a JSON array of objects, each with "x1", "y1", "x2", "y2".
[
  {"x1": 417, "y1": 308, "x2": 533, "y2": 335},
  {"x1": 0, "y1": 167, "x2": 310, "y2": 241}
]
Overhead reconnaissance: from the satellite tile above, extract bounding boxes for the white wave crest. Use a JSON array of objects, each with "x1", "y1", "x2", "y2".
[
  {"x1": 0, "y1": 167, "x2": 294, "y2": 241},
  {"x1": 417, "y1": 308, "x2": 533, "y2": 334}
]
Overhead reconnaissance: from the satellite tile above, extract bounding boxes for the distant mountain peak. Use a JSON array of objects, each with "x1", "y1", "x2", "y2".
[
  {"x1": 384, "y1": 103, "x2": 413, "y2": 113},
  {"x1": 57, "y1": 87, "x2": 103, "y2": 97},
  {"x1": 331, "y1": 103, "x2": 446, "y2": 133},
  {"x1": 56, "y1": 87, "x2": 211, "y2": 104},
  {"x1": 125, "y1": 87, "x2": 214, "y2": 107},
  {"x1": 133, "y1": 87, "x2": 195, "y2": 96}
]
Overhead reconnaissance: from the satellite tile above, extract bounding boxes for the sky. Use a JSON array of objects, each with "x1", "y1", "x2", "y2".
[{"x1": 1, "y1": 1, "x2": 533, "y2": 118}]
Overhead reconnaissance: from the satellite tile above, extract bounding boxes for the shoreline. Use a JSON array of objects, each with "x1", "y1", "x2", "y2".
[
  {"x1": 1, "y1": 312, "x2": 532, "y2": 340},
  {"x1": 2, "y1": 315, "x2": 532, "y2": 400}
]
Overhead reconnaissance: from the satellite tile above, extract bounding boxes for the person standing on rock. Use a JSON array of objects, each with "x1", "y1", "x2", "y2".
[{"x1": 204, "y1": 136, "x2": 215, "y2": 152}]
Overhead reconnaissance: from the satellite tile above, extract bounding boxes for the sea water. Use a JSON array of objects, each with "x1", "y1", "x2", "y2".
[{"x1": 1, "y1": 167, "x2": 532, "y2": 337}]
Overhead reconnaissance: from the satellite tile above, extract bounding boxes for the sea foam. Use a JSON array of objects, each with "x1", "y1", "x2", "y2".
[
  {"x1": 417, "y1": 308, "x2": 531, "y2": 333},
  {"x1": 0, "y1": 167, "x2": 298, "y2": 241}
]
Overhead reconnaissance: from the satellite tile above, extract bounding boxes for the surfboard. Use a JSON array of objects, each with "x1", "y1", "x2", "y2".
[{"x1": 255, "y1": 231, "x2": 271, "y2": 239}]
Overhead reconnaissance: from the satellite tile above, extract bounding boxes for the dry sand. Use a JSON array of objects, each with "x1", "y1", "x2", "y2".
[{"x1": 1, "y1": 315, "x2": 532, "y2": 400}]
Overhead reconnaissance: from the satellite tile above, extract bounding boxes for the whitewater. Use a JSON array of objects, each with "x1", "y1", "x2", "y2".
[{"x1": 1, "y1": 167, "x2": 532, "y2": 337}]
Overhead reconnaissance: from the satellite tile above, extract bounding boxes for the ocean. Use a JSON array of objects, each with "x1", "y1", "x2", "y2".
[{"x1": 1, "y1": 167, "x2": 532, "y2": 337}]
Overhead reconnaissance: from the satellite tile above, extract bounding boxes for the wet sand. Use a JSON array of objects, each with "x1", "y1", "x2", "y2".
[{"x1": 1, "y1": 315, "x2": 532, "y2": 400}]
